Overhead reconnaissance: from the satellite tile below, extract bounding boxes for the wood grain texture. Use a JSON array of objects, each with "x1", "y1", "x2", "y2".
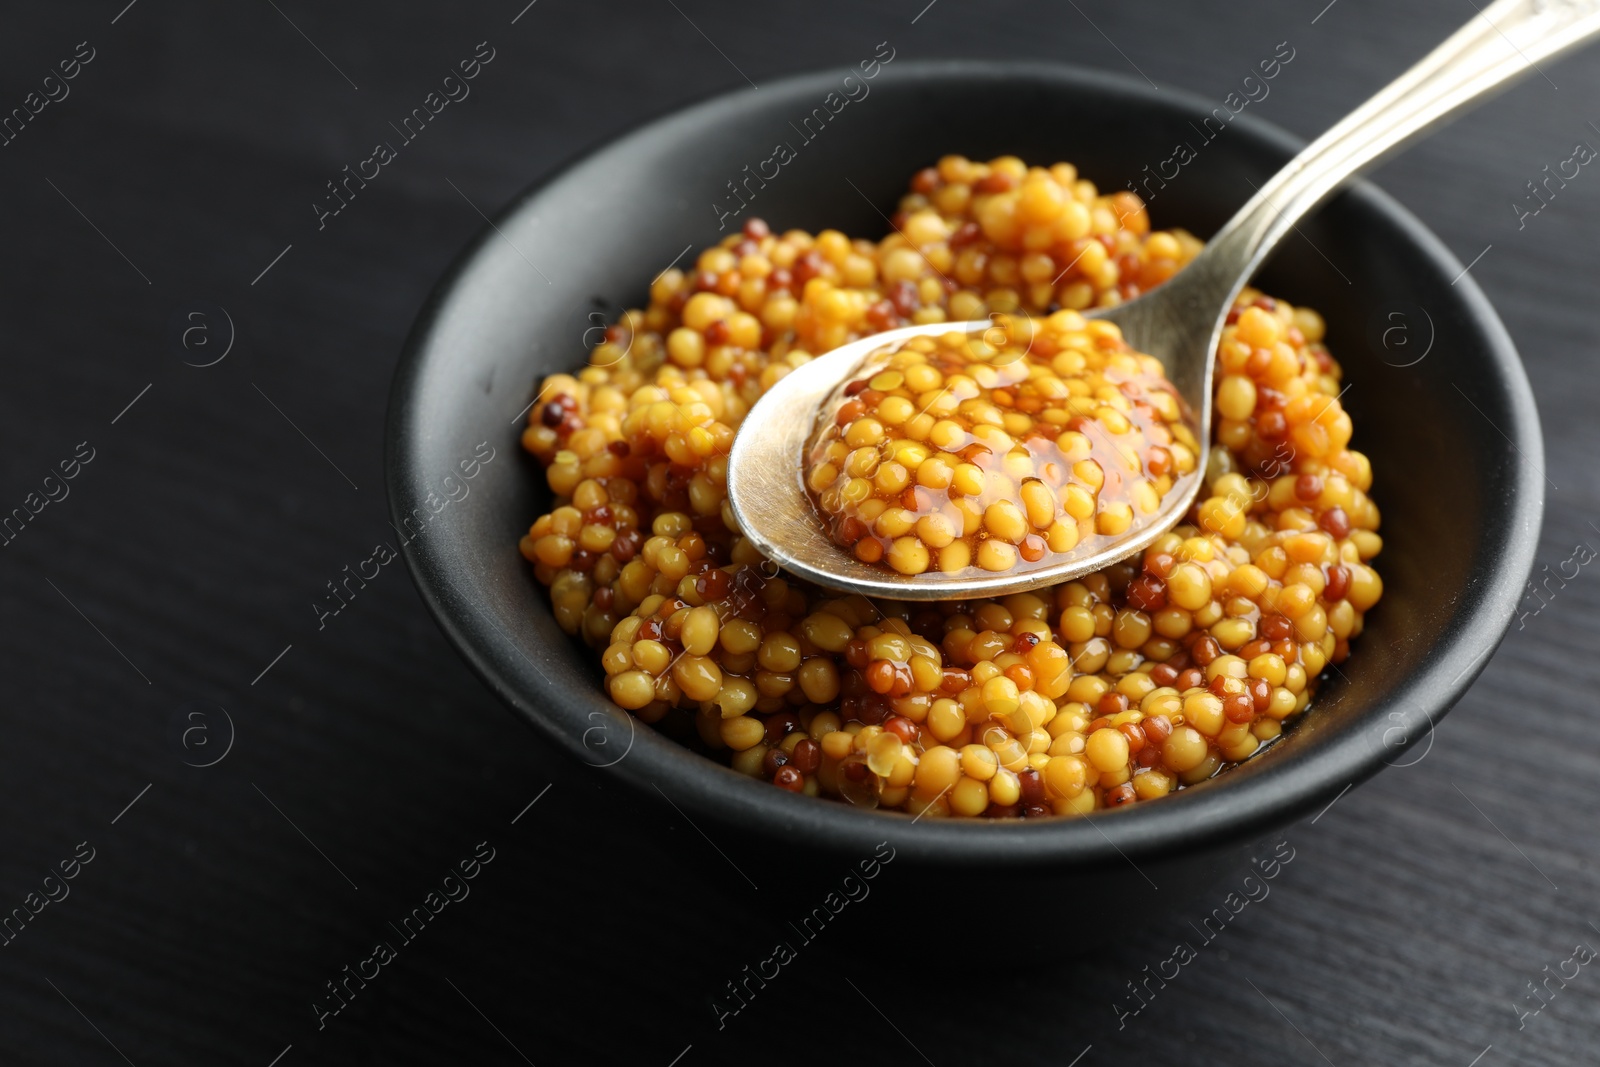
[{"x1": 0, "y1": 1, "x2": 1596, "y2": 1063}]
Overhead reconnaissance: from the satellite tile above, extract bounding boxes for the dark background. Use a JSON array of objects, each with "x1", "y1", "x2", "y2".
[{"x1": 2, "y1": 0, "x2": 1597, "y2": 1064}]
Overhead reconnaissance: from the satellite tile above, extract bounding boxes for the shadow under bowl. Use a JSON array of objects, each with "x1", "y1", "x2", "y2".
[{"x1": 387, "y1": 61, "x2": 1543, "y2": 891}]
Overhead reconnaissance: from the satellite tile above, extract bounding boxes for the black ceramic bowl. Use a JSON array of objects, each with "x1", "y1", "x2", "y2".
[{"x1": 387, "y1": 62, "x2": 1542, "y2": 890}]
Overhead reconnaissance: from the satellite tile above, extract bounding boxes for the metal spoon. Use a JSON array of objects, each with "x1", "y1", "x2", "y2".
[{"x1": 728, "y1": 0, "x2": 1600, "y2": 601}]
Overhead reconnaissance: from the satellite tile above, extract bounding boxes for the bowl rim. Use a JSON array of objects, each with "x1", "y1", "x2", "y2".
[{"x1": 387, "y1": 58, "x2": 1545, "y2": 868}]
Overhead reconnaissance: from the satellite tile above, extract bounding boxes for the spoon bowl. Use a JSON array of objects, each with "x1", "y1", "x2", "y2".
[{"x1": 726, "y1": 319, "x2": 1206, "y2": 599}]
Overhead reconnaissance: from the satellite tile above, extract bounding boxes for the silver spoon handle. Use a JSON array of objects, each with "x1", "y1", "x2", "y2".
[{"x1": 1187, "y1": 0, "x2": 1600, "y2": 310}]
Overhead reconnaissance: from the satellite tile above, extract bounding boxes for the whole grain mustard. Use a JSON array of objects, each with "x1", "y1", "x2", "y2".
[{"x1": 518, "y1": 155, "x2": 1381, "y2": 818}]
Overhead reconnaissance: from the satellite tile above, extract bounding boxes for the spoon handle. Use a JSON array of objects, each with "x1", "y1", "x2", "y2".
[{"x1": 1188, "y1": 0, "x2": 1600, "y2": 309}]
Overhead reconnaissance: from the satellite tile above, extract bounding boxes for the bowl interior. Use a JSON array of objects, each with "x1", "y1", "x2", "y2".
[{"x1": 388, "y1": 61, "x2": 1542, "y2": 867}]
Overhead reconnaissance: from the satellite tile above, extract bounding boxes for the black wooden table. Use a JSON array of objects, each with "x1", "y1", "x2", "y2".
[{"x1": 3, "y1": 1, "x2": 1596, "y2": 1064}]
